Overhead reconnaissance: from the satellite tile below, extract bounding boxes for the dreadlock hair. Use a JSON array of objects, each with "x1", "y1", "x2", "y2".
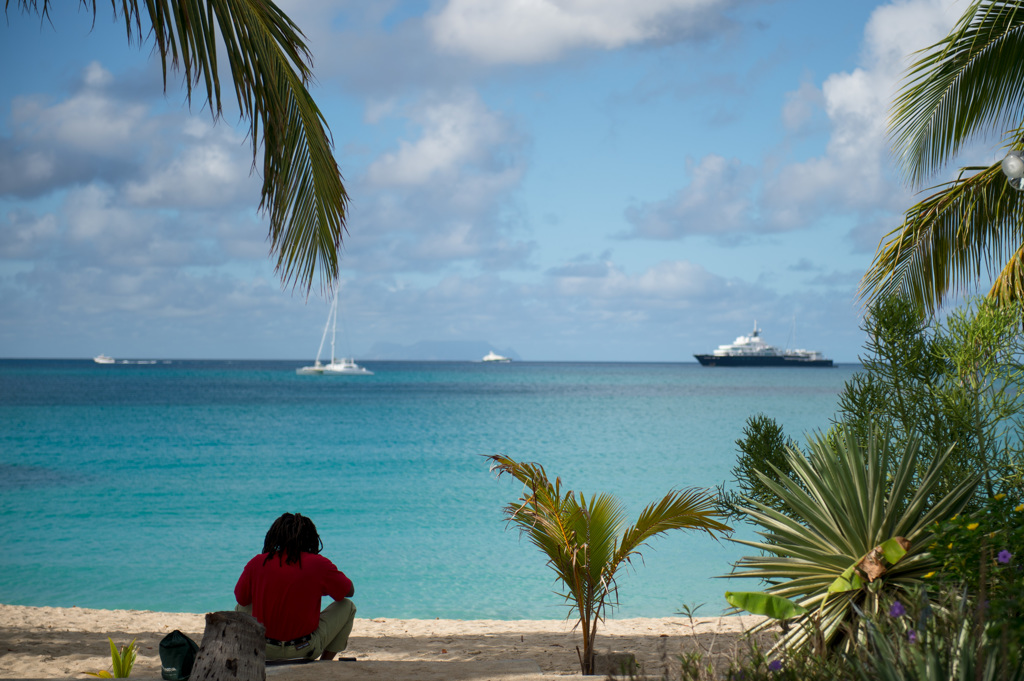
[{"x1": 262, "y1": 513, "x2": 323, "y2": 566}]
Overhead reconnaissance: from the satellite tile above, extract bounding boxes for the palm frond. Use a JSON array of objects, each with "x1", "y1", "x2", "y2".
[
  {"x1": 861, "y1": 163, "x2": 1024, "y2": 314},
  {"x1": 582, "y1": 492, "x2": 625, "y2": 581},
  {"x1": 11, "y1": 0, "x2": 348, "y2": 294},
  {"x1": 618, "y1": 487, "x2": 730, "y2": 558},
  {"x1": 890, "y1": 0, "x2": 1024, "y2": 187},
  {"x1": 987, "y1": 239, "x2": 1024, "y2": 302}
]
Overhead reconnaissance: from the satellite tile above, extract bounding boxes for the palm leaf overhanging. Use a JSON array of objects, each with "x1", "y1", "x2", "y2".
[
  {"x1": 11, "y1": 0, "x2": 348, "y2": 295},
  {"x1": 862, "y1": 165, "x2": 1024, "y2": 313},
  {"x1": 487, "y1": 454, "x2": 730, "y2": 675},
  {"x1": 863, "y1": 0, "x2": 1024, "y2": 313},
  {"x1": 729, "y1": 427, "x2": 980, "y2": 653}
]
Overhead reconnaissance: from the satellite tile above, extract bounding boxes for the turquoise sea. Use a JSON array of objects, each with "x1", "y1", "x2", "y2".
[{"x1": 0, "y1": 360, "x2": 859, "y2": 620}]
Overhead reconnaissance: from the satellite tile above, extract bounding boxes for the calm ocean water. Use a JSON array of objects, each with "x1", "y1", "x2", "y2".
[{"x1": 0, "y1": 360, "x2": 859, "y2": 619}]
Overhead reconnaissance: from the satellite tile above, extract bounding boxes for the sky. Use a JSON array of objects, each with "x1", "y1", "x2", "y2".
[{"x1": 0, "y1": 0, "x2": 996, "y2": 362}]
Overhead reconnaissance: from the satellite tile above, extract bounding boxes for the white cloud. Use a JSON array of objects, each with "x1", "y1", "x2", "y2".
[
  {"x1": 367, "y1": 92, "x2": 513, "y2": 186},
  {"x1": 65, "y1": 185, "x2": 144, "y2": 243},
  {"x1": 350, "y1": 91, "x2": 532, "y2": 272},
  {"x1": 83, "y1": 61, "x2": 114, "y2": 88},
  {"x1": 0, "y1": 211, "x2": 59, "y2": 259},
  {"x1": 10, "y1": 63, "x2": 152, "y2": 157},
  {"x1": 0, "y1": 145, "x2": 58, "y2": 197},
  {"x1": 0, "y1": 62, "x2": 162, "y2": 197},
  {"x1": 412, "y1": 221, "x2": 480, "y2": 259},
  {"x1": 545, "y1": 257, "x2": 612, "y2": 278},
  {"x1": 429, "y1": 0, "x2": 730, "y2": 64},
  {"x1": 622, "y1": 154, "x2": 756, "y2": 239},
  {"x1": 764, "y1": 0, "x2": 963, "y2": 228},
  {"x1": 550, "y1": 259, "x2": 724, "y2": 301},
  {"x1": 365, "y1": 98, "x2": 398, "y2": 125},
  {"x1": 632, "y1": 260, "x2": 722, "y2": 299},
  {"x1": 0, "y1": 58, "x2": 272, "y2": 281},
  {"x1": 782, "y1": 81, "x2": 824, "y2": 132},
  {"x1": 57, "y1": 184, "x2": 247, "y2": 271},
  {"x1": 619, "y1": 1, "x2": 966, "y2": 242},
  {"x1": 124, "y1": 124, "x2": 256, "y2": 208}
]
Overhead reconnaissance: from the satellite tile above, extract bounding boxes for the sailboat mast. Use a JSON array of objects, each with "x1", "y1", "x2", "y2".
[
  {"x1": 314, "y1": 290, "x2": 336, "y2": 364},
  {"x1": 330, "y1": 286, "x2": 338, "y2": 362}
]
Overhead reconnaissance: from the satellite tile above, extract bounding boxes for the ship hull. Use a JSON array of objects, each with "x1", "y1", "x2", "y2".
[{"x1": 694, "y1": 354, "x2": 833, "y2": 367}]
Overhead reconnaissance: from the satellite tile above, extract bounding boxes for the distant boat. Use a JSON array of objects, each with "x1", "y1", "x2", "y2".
[
  {"x1": 482, "y1": 351, "x2": 511, "y2": 363},
  {"x1": 296, "y1": 286, "x2": 373, "y2": 376},
  {"x1": 694, "y1": 322, "x2": 833, "y2": 367},
  {"x1": 322, "y1": 357, "x2": 373, "y2": 375},
  {"x1": 93, "y1": 354, "x2": 115, "y2": 364},
  {"x1": 295, "y1": 360, "x2": 325, "y2": 376}
]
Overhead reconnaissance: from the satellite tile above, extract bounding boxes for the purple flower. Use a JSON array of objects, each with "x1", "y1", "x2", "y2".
[
  {"x1": 767, "y1": 659, "x2": 783, "y2": 672},
  {"x1": 998, "y1": 550, "x2": 1012, "y2": 564},
  {"x1": 889, "y1": 601, "x2": 906, "y2": 617},
  {"x1": 908, "y1": 630, "x2": 917, "y2": 644}
]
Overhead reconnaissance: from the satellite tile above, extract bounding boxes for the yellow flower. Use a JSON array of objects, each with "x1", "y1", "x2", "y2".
[
  {"x1": 924, "y1": 572, "x2": 935, "y2": 579},
  {"x1": 968, "y1": 523, "x2": 980, "y2": 530},
  {"x1": 1016, "y1": 504, "x2": 1024, "y2": 513},
  {"x1": 948, "y1": 543, "x2": 954, "y2": 549},
  {"x1": 995, "y1": 493, "x2": 1006, "y2": 500}
]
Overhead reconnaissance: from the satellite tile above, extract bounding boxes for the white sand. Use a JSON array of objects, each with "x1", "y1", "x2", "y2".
[{"x1": 0, "y1": 604, "x2": 771, "y2": 679}]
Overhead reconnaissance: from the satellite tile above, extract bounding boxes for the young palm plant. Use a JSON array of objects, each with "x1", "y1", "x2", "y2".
[
  {"x1": 488, "y1": 454, "x2": 730, "y2": 675},
  {"x1": 728, "y1": 427, "x2": 980, "y2": 653},
  {"x1": 84, "y1": 638, "x2": 138, "y2": 678}
]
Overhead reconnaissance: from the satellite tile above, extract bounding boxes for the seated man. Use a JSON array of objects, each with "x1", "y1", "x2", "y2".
[{"x1": 235, "y1": 513, "x2": 356, "y2": 661}]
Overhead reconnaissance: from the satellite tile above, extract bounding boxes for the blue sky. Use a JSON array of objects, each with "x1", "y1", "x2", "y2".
[{"x1": 0, "y1": 0, "x2": 989, "y2": 362}]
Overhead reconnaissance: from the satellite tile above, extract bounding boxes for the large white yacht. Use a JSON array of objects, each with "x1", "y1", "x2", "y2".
[{"x1": 694, "y1": 322, "x2": 832, "y2": 367}]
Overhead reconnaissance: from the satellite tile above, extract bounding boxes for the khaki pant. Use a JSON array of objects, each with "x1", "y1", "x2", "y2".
[{"x1": 235, "y1": 599, "x2": 356, "y2": 660}]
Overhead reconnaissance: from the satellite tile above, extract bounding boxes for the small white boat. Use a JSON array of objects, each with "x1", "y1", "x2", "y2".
[
  {"x1": 482, "y1": 351, "x2": 510, "y2": 363},
  {"x1": 93, "y1": 354, "x2": 115, "y2": 364},
  {"x1": 296, "y1": 286, "x2": 373, "y2": 376},
  {"x1": 322, "y1": 358, "x2": 373, "y2": 375}
]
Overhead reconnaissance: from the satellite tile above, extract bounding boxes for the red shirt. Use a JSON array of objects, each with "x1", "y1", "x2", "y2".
[{"x1": 234, "y1": 552, "x2": 354, "y2": 641}]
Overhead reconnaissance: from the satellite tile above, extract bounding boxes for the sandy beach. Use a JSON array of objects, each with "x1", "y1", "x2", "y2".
[{"x1": 0, "y1": 604, "x2": 771, "y2": 679}]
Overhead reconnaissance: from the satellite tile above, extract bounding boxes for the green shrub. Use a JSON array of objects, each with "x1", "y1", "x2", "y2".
[
  {"x1": 720, "y1": 415, "x2": 802, "y2": 521},
  {"x1": 929, "y1": 493, "x2": 1024, "y2": 643},
  {"x1": 837, "y1": 296, "x2": 1024, "y2": 505},
  {"x1": 850, "y1": 586, "x2": 1024, "y2": 681},
  {"x1": 728, "y1": 427, "x2": 979, "y2": 652}
]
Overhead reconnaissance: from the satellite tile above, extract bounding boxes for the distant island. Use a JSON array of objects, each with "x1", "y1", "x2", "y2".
[{"x1": 363, "y1": 340, "x2": 521, "y2": 362}]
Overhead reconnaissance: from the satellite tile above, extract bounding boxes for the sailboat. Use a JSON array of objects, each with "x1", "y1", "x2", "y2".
[{"x1": 296, "y1": 287, "x2": 373, "y2": 376}]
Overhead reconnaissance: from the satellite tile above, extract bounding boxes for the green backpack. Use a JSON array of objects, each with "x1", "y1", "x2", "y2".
[{"x1": 159, "y1": 630, "x2": 199, "y2": 681}]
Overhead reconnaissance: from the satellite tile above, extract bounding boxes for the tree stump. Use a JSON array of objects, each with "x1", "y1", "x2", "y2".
[{"x1": 189, "y1": 611, "x2": 266, "y2": 681}]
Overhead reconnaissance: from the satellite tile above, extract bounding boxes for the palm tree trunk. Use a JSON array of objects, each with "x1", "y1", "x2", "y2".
[
  {"x1": 190, "y1": 611, "x2": 266, "y2": 681},
  {"x1": 577, "y1": 594, "x2": 595, "y2": 675}
]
